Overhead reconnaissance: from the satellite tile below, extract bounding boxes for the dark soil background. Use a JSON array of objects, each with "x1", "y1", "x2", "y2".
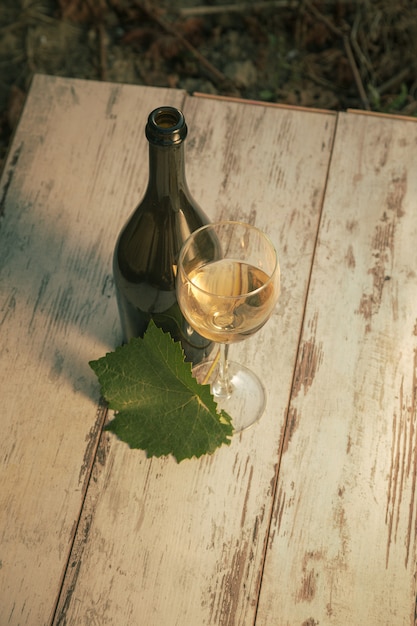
[{"x1": 1, "y1": 0, "x2": 417, "y2": 172}]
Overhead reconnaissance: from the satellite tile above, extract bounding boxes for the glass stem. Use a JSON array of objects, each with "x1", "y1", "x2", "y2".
[{"x1": 212, "y1": 343, "x2": 232, "y2": 399}]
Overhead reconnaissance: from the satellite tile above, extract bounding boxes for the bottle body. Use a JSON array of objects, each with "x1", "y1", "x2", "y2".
[{"x1": 113, "y1": 106, "x2": 213, "y2": 363}]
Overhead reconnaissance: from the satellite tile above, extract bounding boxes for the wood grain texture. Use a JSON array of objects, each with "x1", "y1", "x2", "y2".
[
  {"x1": 0, "y1": 76, "x2": 186, "y2": 626},
  {"x1": 256, "y1": 112, "x2": 417, "y2": 625},
  {"x1": 51, "y1": 92, "x2": 336, "y2": 624}
]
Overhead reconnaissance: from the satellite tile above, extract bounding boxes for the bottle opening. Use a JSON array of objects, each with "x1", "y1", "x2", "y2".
[
  {"x1": 146, "y1": 106, "x2": 187, "y2": 145},
  {"x1": 154, "y1": 109, "x2": 181, "y2": 129}
]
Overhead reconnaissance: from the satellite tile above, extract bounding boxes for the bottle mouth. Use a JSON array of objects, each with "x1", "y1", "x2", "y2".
[{"x1": 146, "y1": 106, "x2": 187, "y2": 145}]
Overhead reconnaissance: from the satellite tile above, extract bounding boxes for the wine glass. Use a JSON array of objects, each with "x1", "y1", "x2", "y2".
[{"x1": 177, "y1": 221, "x2": 280, "y2": 432}]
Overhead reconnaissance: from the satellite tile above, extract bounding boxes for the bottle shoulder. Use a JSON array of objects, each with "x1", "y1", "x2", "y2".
[{"x1": 114, "y1": 199, "x2": 210, "y2": 280}]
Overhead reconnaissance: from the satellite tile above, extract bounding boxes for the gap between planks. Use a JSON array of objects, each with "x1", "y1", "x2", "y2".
[
  {"x1": 49, "y1": 400, "x2": 109, "y2": 626},
  {"x1": 252, "y1": 110, "x2": 341, "y2": 623}
]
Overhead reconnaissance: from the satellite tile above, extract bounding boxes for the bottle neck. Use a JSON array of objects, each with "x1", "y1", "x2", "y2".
[{"x1": 146, "y1": 142, "x2": 188, "y2": 203}]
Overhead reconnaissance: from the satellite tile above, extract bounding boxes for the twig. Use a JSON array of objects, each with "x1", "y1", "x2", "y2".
[
  {"x1": 134, "y1": 0, "x2": 240, "y2": 94},
  {"x1": 350, "y1": 5, "x2": 373, "y2": 80},
  {"x1": 304, "y1": 67, "x2": 340, "y2": 93},
  {"x1": 86, "y1": 0, "x2": 108, "y2": 81},
  {"x1": 179, "y1": 1, "x2": 300, "y2": 17},
  {"x1": 304, "y1": 0, "x2": 371, "y2": 110},
  {"x1": 378, "y1": 67, "x2": 411, "y2": 96},
  {"x1": 179, "y1": 0, "x2": 355, "y2": 17},
  {"x1": 202, "y1": 349, "x2": 220, "y2": 385},
  {"x1": 343, "y1": 34, "x2": 370, "y2": 110},
  {"x1": 305, "y1": 0, "x2": 342, "y2": 37},
  {"x1": 97, "y1": 22, "x2": 108, "y2": 81}
]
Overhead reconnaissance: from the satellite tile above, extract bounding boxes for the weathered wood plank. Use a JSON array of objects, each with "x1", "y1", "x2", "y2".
[
  {"x1": 53, "y1": 94, "x2": 336, "y2": 625},
  {"x1": 0, "y1": 75, "x2": 186, "y2": 626},
  {"x1": 256, "y1": 112, "x2": 417, "y2": 625}
]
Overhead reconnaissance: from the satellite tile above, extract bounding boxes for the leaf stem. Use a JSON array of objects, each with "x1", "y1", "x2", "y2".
[{"x1": 202, "y1": 348, "x2": 220, "y2": 385}]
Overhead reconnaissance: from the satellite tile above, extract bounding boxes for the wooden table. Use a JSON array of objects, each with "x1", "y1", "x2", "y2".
[{"x1": 1, "y1": 74, "x2": 416, "y2": 626}]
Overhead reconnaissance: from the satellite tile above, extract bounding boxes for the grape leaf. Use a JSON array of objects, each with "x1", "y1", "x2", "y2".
[{"x1": 89, "y1": 321, "x2": 233, "y2": 462}]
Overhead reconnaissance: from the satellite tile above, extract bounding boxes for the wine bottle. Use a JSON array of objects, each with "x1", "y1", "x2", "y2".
[{"x1": 113, "y1": 106, "x2": 213, "y2": 363}]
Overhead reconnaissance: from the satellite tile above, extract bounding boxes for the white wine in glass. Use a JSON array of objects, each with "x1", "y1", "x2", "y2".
[{"x1": 177, "y1": 221, "x2": 280, "y2": 432}]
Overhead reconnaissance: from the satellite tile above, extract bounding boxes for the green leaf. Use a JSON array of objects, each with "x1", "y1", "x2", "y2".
[{"x1": 89, "y1": 321, "x2": 233, "y2": 462}]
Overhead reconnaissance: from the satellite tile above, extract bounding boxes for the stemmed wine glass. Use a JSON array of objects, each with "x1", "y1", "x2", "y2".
[{"x1": 177, "y1": 221, "x2": 280, "y2": 432}]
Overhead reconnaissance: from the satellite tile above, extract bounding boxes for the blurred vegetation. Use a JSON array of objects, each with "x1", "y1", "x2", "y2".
[{"x1": 1, "y1": 0, "x2": 416, "y2": 171}]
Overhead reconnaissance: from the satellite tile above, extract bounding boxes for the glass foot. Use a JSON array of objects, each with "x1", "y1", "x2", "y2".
[{"x1": 192, "y1": 359, "x2": 266, "y2": 432}]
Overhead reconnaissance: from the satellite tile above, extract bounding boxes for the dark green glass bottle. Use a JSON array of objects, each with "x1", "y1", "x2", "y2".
[{"x1": 113, "y1": 106, "x2": 213, "y2": 363}]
